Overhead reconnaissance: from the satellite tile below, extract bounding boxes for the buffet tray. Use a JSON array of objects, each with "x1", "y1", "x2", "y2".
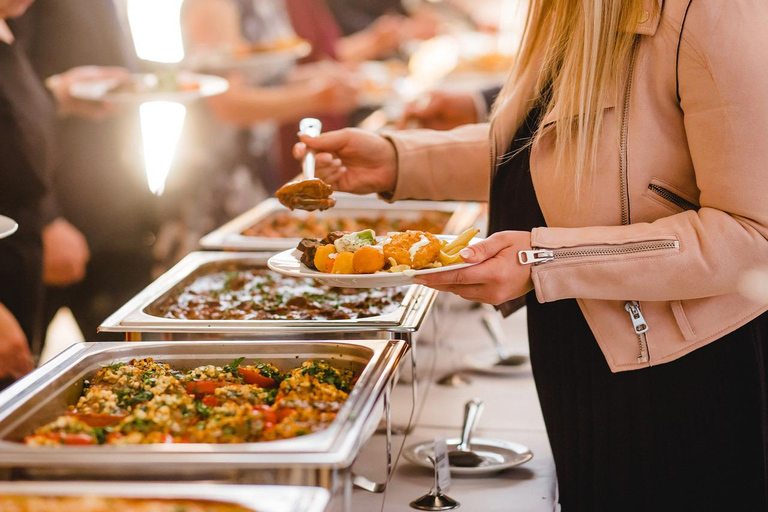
[
  {"x1": 99, "y1": 251, "x2": 436, "y2": 338},
  {"x1": 199, "y1": 196, "x2": 482, "y2": 251},
  {"x1": 0, "y1": 339, "x2": 406, "y2": 481},
  {"x1": 0, "y1": 481, "x2": 330, "y2": 512}
]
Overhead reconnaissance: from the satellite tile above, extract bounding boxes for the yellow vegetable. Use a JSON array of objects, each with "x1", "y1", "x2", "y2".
[
  {"x1": 314, "y1": 244, "x2": 337, "y2": 272},
  {"x1": 331, "y1": 252, "x2": 355, "y2": 274},
  {"x1": 353, "y1": 246, "x2": 385, "y2": 274}
]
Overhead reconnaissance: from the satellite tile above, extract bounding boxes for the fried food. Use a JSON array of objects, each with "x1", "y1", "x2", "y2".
[
  {"x1": 275, "y1": 178, "x2": 336, "y2": 212},
  {"x1": 382, "y1": 231, "x2": 441, "y2": 270}
]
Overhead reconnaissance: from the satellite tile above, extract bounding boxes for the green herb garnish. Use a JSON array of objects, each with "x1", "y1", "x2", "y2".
[{"x1": 224, "y1": 357, "x2": 245, "y2": 374}]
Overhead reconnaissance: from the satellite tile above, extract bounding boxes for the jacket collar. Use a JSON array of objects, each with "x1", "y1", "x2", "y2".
[{"x1": 634, "y1": 0, "x2": 662, "y2": 36}]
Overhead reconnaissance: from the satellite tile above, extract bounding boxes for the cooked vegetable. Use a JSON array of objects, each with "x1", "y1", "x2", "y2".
[
  {"x1": 353, "y1": 245, "x2": 385, "y2": 274},
  {"x1": 330, "y1": 252, "x2": 355, "y2": 274},
  {"x1": 313, "y1": 244, "x2": 337, "y2": 272}
]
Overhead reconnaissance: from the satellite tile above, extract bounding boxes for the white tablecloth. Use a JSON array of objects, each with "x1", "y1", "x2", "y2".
[{"x1": 340, "y1": 300, "x2": 558, "y2": 511}]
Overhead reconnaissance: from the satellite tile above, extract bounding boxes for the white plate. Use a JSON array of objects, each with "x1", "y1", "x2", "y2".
[
  {"x1": 267, "y1": 235, "x2": 481, "y2": 288},
  {"x1": 0, "y1": 215, "x2": 18, "y2": 240},
  {"x1": 184, "y1": 40, "x2": 311, "y2": 73},
  {"x1": 404, "y1": 437, "x2": 533, "y2": 476},
  {"x1": 70, "y1": 72, "x2": 229, "y2": 104},
  {"x1": 464, "y1": 350, "x2": 530, "y2": 376}
]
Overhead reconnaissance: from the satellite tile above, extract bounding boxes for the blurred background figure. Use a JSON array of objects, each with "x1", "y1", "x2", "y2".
[
  {"x1": 14, "y1": 0, "x2": 158, "y2": 342},
  {"x1": 0, "y1": 0, "x2": 125, "y2": 388},
  {"x1": 400, "y1": 85, "x2": 501, "y2": 130}
]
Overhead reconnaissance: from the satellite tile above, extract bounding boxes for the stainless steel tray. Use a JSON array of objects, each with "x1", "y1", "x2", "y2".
[
  {"x1": 0, "y1": 339, "x2": 406, "y2": 481},
  {"x1": 199, "y1": 196, "x2": 482, "y2": 251},
  {"x1": 99, "y1": 251, "x2": 436, "y2": 338},
  {"x1": 0, "y1": 481, "x2": 330, "y2": 512}
]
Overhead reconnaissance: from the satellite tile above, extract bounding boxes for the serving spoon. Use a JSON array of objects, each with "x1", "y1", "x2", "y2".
[
  {"x1": 275, "y1": 118, "x2": 336, "y2": 211},
  {"x1": 447, "y1": 398, "x2": 486, "y2": 468},
  {"x1": 482, "y1": 312, "x2": 528, "y2": 367}
]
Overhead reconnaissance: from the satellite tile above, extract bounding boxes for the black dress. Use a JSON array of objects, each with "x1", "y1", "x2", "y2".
[
  {"x1": 489, "y1": 103, "x2": 768, "y2": 511},
  {"x1": 0, "y1": 26, "x2": 54, "y2": 356}
]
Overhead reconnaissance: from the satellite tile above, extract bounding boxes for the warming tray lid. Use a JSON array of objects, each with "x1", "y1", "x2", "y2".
[
  {"x1": 0, "y1": 339, "x2": 408, "y2": 470},
  {"x1": 199, "y1": 195, "x2": 482, "y2": 251},
  {"x1": 99, "y1": 251, "x2": 436, "y2": 334},
  {"x1": 0, "y1": 482, "x2": 330, "y2": 512}
]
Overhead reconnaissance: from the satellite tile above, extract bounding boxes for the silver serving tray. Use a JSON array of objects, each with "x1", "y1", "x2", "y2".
[
  {"x1": 0, "y1": 481, "x2": 330, "y2": 512},
  {"x1": 199, "y1": 196, "x2": 482, "y2": 251},
  {"x1": 0, "y1": 339, "x2": 406, "y2": 480},
  {"x1": 99, "y1": 251, "x2": 436, "y2": 337}
]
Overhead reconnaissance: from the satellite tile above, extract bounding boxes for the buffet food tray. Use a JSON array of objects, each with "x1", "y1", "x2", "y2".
[
  {"x1": 199, "y1": 196, "x2": 482, "y2": 251},
  {"x1": 0, "y1": 339, "x2": 406, "y2": 484},
  {"x1": 99, "y1": 251, "x2": 436, "y2": 339},
  {"x1": 0, "y1": 481, "x2": 330, "y2": 512}
]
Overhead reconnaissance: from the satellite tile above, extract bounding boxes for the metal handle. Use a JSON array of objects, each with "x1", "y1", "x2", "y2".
[
  {"x1": 299, "y1": 117, "x2": 322, "y2": 179},
  {"x1": 482, "y1": 312, "x2": 510, "y2": 361},
  {"x1": 456, "y1": 398, "x2": 484, "y2": 452}
]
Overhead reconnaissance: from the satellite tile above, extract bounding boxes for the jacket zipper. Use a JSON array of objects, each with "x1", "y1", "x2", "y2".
[
  {"x1": 620, "y1": 36, "x2": 650, "y2": 363},
  {"x1": 647, "y1": 184, "x2": 699, "y2": 211},
  {"x1": 518, "y1": 240, "x2": 679, "y2": 265}
]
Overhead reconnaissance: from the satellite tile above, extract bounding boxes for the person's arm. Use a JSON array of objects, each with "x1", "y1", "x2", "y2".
[
  {"x1": 0, "y1": 302, "x2": 33, "y2": 380},
  {"x1": 381, "y1": 123, "x2": 491, "y2": 202},
  {"x1": 528, "y1": 1, "x2": 768, "y2": 303}
]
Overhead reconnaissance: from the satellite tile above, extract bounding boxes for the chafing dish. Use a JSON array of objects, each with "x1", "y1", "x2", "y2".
[
  {"x1": 0, "y1": 481, "x2": 330, "y2": 512},
  {"x1": 199, "y1": 196, "x2": 482, "y2": 251},
  {"x1": 0, "y1": 339, "x2": 405, "y2": 504},
  {"x1": 99, "y1": 251, "x2": 436, "y2": 340}
]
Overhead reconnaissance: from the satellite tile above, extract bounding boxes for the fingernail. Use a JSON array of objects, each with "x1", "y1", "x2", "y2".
[
  {"x1": 459, "y1": 247, "x2": 474, "y2": 259},
  {"x1": 332, "y1": 158, "x2": 342, "y2": 166}
]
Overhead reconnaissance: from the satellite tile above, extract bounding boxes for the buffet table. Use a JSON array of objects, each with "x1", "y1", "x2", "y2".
[{"x1": 349, "y1": 303, "x2": 558, "y2": 511}]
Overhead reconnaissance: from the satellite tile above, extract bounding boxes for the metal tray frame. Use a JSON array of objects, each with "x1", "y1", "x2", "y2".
[
  {"x1": 199, "y1": 196, "x2": 482, "y2": 251},
  {"x1": 99, "y1": 251, "x2": 437, "y2": 339},
  {"x1": 0, "y1": 482, "x2": 330, "y2": 512}
]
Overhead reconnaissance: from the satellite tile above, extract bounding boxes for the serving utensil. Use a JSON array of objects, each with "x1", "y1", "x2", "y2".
[
  {"x1": 482, "y1": 312, "x2": 528, "y2": 367},
  {"x1": 275, "y1": 118, "x2": 336, "y2": 211},
  {"x1": 447, "y1": 398, "x2": 485, "y2": 468}
]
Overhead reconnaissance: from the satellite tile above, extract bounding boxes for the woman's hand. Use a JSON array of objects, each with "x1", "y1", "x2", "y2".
[
  {"x1": 292, "y1": 128, "x2": 397, "y2": 195},
  {"x1": 415, "y1": 231, "x2": 534, "y2": 305},
  {"x1": 46, "y1": 65, "x2": 129, "y2": 120},
  {"x1": 0, "y1": 302, "x2": 33, "y2": 381}
]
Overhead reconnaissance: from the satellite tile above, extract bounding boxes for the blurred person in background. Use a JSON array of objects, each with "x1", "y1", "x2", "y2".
[
  {"x1": 14, "y1": 0, "x2": 159, "y2": 342},
  {"x1": 400, "y1": 86, "x2": 502, "y2": 130},
  {"x1": 0, "y1": 0, "x2": 124, "y2": 388}
]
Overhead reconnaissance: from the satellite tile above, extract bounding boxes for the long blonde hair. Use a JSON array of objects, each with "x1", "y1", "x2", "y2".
[{"x1": 493, "y1": 0, "x2": 647, "y2": 192}]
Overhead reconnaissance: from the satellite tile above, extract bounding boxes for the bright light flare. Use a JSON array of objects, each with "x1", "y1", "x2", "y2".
[
  {"x1": 127, "y1": 0, "x2": 185, "y2": 63},
  {"x1": 140, "y1": 101, "x2": 186, "y2": 196}
]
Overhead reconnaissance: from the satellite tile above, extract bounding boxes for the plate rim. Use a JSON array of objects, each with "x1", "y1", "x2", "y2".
[
  {"x1": 403, "y1": 437, "x2": 534, "y2": 475},
  {"x1": 0, "y1": 215, "x2": 18, "y2": 240},
  {"x1": 69, "y1": 72, "x2": 229, "y2": 103}
]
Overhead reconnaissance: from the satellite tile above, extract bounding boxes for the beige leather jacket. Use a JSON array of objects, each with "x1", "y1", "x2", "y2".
[{"x1": 384, "y1": 0, "x2": 768, "y2": 372}]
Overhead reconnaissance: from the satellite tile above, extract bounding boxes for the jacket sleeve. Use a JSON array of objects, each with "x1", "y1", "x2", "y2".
[
  {"x1": 530, "y1": 1, "x2": 768, "y2": 303},
  {"x1": 381, "y1": 123, "x2": 491, "y2": 202}
]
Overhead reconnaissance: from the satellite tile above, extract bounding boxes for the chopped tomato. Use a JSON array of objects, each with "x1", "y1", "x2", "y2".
[
  {"x1": 253, "y1": 404, "x2": 277, "y2": 424},
  {"x1": 239, "y1": 368, "x2": 277, "y2": 388},
  {"x1": 67, "y1": 412, "x2": 126, "y2": 427},
  {"x1": 106, "y1": 432, "x2": 125, "y2": 443},
  {"x1": 201, "y1": 395, "x2": 218, "y2": 408},
  {"x1": 185, "y1": 380, "x2": 226, "y2": 396},
  {"x1": 276, "y1": 408, "x2": 295, "y2": 422},
  {"x1": 45, "y1": 433, "x2": 96, "y2": 445}
]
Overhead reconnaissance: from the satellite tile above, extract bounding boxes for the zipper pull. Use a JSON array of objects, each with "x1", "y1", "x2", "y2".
[
  {"x1": 518, "y1": 249, "x2": 555, "y2": 265},
  {"x1": 624, "y1": 301, "x2": 649, "y2": 334}
]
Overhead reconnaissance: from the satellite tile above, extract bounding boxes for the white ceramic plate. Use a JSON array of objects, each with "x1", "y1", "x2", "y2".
[
  {"x1": 404, "y1": 437, "x2": 533, "y2": 476},
  {"x1": 464, "y1": 350, "x2": 530, "y2": 376},
  {"x1": 0, "y1": 215, "x2": 18, "y2": 240},
  {"x1": 70, "y1": 72, "x2": 229, "y2": 104},
  {"x1": 184, "y1": 40, "x2": 311, "y2": 73},
  {"x1": 267, "y1": 235, "x2": 482, "y2": 288}
]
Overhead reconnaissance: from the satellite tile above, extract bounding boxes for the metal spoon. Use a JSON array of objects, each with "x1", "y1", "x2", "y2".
[
  {"x1": 447, "y1": 398, "x2": 485, "y2": 468},
  {"x1": 482, "y1": 312, "x2": 528, "y2": 367},
  {"x1": 300, "y1": 117, "x2": 321, "y2": 179}
]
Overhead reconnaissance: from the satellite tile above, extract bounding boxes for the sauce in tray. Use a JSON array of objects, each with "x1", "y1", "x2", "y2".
[
  {"x1": 146, "y1": 265, "x2": 406, "y2": 321},
  {"x1": 0, "y1": 495, "x2": 253, "y2": 512}
]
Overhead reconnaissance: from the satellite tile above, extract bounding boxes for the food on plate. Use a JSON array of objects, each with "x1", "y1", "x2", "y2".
[
  {"x1": 0, "y1": 495, "x2": 253, "y2": 512},
  {"x1": 108, "y1": 72, "x2": 200, "y2": 95},
  {"x1": 275, "y1": 178, "x2": 336, "y2": 212},
  {"x1": 297, "y1": 227, "x2": 480, "y2": 274},
  {"x1": 24, "y1": 358, "x2": 355, "y2": 446},
  {"x1": 234, "y1": 36, "x2": 306, "y2": 57},
  {"x1": 242, "y1": 210, "x2": 453, "y2": 238},
  {"x1": 454, "y1": 52, "x2": 515, "y2": 74},
  {"x1": 146, "y1": 263, "x2": 405, "y2": 321}
]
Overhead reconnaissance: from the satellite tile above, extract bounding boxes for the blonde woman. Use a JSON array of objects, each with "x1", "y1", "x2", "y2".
[{"x1": 295, "y1": 1, "x2": 768, "y2": 509}]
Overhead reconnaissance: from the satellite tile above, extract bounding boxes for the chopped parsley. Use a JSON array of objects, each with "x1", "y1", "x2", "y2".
[{"x1": 224, "y1": 357, "x2": 245, "y2": 374}]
